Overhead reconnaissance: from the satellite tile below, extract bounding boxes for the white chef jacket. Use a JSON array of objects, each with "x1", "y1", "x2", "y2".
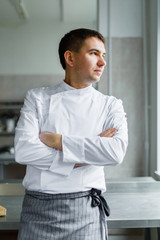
[{"x1": 14, "y1": 80, "x2": 128, "y2": 194}]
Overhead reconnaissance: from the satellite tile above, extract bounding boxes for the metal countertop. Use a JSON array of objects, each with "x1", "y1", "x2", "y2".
[{"x1": 0, "y1": 191, "x2": 160, "y2": 230}]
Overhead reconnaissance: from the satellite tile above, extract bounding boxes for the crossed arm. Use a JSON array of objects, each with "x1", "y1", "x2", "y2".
[
  {"x1": 15, "y1": 90, "x2": 128, "y2": 174},
  {"x1": 39, "y1": 128, "x2": 117, "y2": 168}
]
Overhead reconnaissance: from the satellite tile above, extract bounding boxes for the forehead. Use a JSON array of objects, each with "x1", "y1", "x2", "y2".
[{"x1": 80, "y1": 37, "x2": 106, "y2": 52}]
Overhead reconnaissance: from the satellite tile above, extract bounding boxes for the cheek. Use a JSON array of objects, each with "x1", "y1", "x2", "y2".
[
  {"x1": 75, "y1": 61, "x2": 89, "y2": 72},
  {"x1": 78, "y1": 64, "x2": 92, "y2": 74},
  {"x1": 82, "y1": 58, "x2": 94, "y2": 69},
  {"x1": 74, "y1": 57, "x2": 95, "y2": 73}
]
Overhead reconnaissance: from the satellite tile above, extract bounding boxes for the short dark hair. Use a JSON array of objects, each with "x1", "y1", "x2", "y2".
[{"x1": 58, "y1": 28, "x2": 105, "y2": 70}]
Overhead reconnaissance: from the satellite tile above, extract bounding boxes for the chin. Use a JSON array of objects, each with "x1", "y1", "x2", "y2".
[
  {"x1": 84, "y1": 77, "x2": 100, "y2": 85},
  {"x1": 91, "y1": 78, "x2": 100, "y2": 83}
]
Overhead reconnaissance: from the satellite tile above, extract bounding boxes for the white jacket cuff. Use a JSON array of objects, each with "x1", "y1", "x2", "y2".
[
  {"x1": 62, "y1": 135, "x2": 85, "y2": 164},
  {"x1": 49, "y1": 150, "x2": 75, "y2": 176}
]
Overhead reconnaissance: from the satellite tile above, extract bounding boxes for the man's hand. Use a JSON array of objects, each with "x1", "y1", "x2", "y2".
[
  {"x1": 39, "y1": 132, "x2": 62, "y2": 151},
  {"x1": 74, "y1": 128, "x2": 117, "y2": 168},
  {"x1": 39, "y1": 128, "x2": 117, "y2": 168},
  {"x1": 74, "y1": 163, "x2": 87, "y2": 168},
  {"x1": 99, "y1": 128, "x2": 117, "y2": 137}
]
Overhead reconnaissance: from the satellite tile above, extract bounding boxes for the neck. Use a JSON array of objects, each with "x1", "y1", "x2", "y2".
[{"x1": 64, "y1": 71, "x2": 92, "y2": 89}]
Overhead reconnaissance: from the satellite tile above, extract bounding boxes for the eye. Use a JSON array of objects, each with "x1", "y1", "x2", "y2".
[{"x1": 90, "y1": 51, "x2": 97, "y2": 55}]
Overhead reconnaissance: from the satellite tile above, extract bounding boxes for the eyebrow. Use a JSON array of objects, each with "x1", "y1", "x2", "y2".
[{"x1": 88, "y1": 48, "x2": 106, "y2": 56}]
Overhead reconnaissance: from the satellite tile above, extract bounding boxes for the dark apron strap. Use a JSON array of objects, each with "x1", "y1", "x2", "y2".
[{"x1": 90, "y1": 188, "x2": 110, "y2": 240}]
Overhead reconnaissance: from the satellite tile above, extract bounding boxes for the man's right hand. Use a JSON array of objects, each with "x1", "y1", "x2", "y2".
[
  {"x1": 99, "y1": 128, "x2": 117, "y2": 137},
  {"x1": 74, "y1": 128, "x2": 117, "y2": 168}
]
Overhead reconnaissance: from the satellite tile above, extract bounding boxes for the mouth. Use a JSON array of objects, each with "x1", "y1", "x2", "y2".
[{"x1": 94, "y1": 69, "x2": 103, "y2": 75}]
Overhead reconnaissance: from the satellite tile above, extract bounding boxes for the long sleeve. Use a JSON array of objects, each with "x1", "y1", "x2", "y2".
[
  {"x1": 62, "y1": 98, "x2": 128, "y2": 166},
  {"x1": 14, "y1": 90, "x2": 74, "y2": 175}
]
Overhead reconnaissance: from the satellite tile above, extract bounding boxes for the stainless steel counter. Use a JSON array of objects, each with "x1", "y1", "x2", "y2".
[
  {"x1": 0, "y1": 195, "x2": 23, "y2": 230},
  {"x1": 0, "y1": 178, "x2": 160, "y2": 239},
  {"x1": 106, "y1": 191, "x2": 160, "y2": 229}
]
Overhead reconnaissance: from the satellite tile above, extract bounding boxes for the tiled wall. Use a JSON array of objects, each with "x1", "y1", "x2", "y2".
[{"x1": 100, "y1": 38, "x2": 144, "y2": 178}]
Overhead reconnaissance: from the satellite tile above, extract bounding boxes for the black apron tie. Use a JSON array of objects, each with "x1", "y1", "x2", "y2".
[{"x1": 90, "y1": 188, "x2": 110, "y2": 239}]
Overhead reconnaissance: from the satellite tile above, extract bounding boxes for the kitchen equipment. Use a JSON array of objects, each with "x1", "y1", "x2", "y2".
[
  {"x1": 6, "y1": 118, "x2": 15, "y2": 133},
  {"x1": 0, "y1": 146, "x2": 14, "y2": 155}
]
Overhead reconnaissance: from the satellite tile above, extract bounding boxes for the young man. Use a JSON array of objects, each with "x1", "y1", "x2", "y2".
[{"x1": 15, "y1": 28, "x2": 128, "y2": 240}]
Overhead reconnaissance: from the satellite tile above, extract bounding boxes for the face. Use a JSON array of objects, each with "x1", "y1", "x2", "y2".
[{"x1": 72, "y1": 37, "x2": 106, "y2": 84}]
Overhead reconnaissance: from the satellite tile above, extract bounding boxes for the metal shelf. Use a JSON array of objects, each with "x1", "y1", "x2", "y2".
[
  {"x1": 0, "y1": 106, "x2": 22, "y2": 110},
  {"x1": 0, "y1": 132, "x2": 15, "y2": 136},
  {"x1": 0, "y1": 101, "x2": 22, "y2": 180},
  {"x1": 0, "y1": 101, "x2": 23, "y2": 110},
  {"x1": 0, "y1": 153, "x2": 16, "y2": 180},
  {"x1": 0, "y1": 153, "x2": 15, "y2": 161}
]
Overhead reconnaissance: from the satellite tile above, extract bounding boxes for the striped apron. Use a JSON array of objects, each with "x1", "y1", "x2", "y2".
[{"x1": 18, "y1": 188, "x2": 110, "y2": 240}]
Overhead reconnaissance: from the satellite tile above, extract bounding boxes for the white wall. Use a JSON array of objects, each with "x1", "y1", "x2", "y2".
[
  {"x1": 0, "y1": 21, "x2": 96, "y2": 75},
  {"x1": 0, "y1": 0, "x2": 142, "y2": 75},
  {"x1": 110, "y1": 0, "x2": 142, "y2": 37},
  {"x1": 99, "y1": 0, "x2": 142, "y2": 38}
]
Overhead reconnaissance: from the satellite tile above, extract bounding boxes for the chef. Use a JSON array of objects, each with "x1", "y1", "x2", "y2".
[{"x1": 15, "y1": 28, "x2": 128, "y2": 240}]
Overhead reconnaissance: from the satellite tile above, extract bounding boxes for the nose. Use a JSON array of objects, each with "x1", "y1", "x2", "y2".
[{"x1": 98, "y1": 57, "x2": 106, "y2": 67}]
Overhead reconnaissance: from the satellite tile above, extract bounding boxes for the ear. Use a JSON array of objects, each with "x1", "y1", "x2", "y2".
[{"x1": 64, "y1": 50, "x2": 74, "y2": 68}]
